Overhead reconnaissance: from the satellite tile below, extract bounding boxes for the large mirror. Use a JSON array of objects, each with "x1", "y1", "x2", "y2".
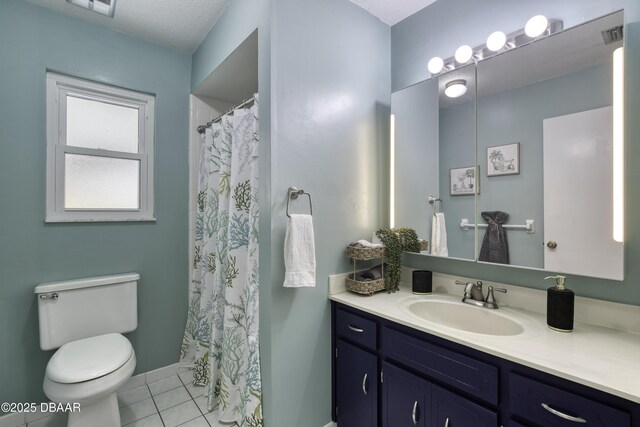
[
  {"x1": 392, "y1": 64, "x2": 476, "y2": 260},
  {"x1": 392, "y1": 11, "x2": 625, "y2": 280}
]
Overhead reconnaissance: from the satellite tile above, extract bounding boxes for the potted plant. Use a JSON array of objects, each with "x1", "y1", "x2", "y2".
[{"x1": 375, "y1": 227, "x2": 421, "y2": 292}]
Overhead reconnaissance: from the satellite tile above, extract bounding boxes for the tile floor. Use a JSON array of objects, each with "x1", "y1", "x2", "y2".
[{"x1": 23, "y1": 372, "x2": 215, "y2": 427}]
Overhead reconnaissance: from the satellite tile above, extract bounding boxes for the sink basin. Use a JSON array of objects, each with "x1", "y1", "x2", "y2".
[{"x1": 404, "y1": 297, "x2": 526, "y2": 336}]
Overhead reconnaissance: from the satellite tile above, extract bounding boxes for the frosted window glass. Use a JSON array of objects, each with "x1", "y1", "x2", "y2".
[
  {"x1": 65, "y1": 154, "x2": 140, "y2": 209},
  {"x1": 67, "y1": 96, "x2": 139, "y2": 153}
]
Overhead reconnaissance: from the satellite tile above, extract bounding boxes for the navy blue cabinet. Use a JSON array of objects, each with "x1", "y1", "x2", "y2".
[
  {"x1": 336, "y1": 339, "x2": 378, "y2": 427},
  {"x1": 431, "y1": 385, "x2": 497, "y2": 427},
  {"x1": 510, "y1": 373, "x2": 631, "y2": 427},
  {"x1": 382, "y1": 362, "x2": 430, "y2": 427},
  {"x1": 331, "y1": 302, "x2": 640, "y2": 427}
]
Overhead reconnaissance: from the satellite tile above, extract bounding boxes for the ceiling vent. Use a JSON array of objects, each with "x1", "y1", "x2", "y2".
[
  {"x1": 66, "y1": 0, "x2": 116, "y2": 18},
  {"x1": 601, "y1": 25, "x2": 623, "y2": 45}
]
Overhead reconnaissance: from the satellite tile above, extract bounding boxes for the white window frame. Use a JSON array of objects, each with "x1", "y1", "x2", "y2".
[{"x1": 46, "y1": 72, "x2": 155, "y2": 222}]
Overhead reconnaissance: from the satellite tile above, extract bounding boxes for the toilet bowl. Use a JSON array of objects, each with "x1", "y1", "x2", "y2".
[
  {"x1": 43, "y1": 333, "x2": 136, "y2": 427},
  {"x1": 35, "y1": 273, "x2": 139, "y2": 427}
]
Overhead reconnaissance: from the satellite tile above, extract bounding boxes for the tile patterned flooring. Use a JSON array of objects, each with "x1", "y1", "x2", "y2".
[{"x1": 22, "y1": 372, "x2": 215, "y2": 427}]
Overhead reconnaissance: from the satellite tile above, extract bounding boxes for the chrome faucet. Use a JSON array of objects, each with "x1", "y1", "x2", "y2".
[{"x1": 455, "y1": 280, "x2": 507, "y2": 309}]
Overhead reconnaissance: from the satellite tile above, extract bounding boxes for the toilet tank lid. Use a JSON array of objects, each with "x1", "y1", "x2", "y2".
[{"x1": 35, "y1": 273, "x2": 140, "y2": 294}]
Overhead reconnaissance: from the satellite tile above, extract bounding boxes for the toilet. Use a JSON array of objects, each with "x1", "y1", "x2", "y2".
[{"x1": 35, "y1": 273, "x2": 139, "y2": 427}]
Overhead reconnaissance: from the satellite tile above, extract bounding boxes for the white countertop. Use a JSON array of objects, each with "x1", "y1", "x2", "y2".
[{"x1": 330, "y1": 283, "x2": 640, "y2": 404}]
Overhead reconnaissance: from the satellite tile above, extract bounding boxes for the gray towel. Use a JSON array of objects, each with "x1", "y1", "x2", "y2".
[{"x1": 479, "y1": 211, "x2": 510, "y2": 264}]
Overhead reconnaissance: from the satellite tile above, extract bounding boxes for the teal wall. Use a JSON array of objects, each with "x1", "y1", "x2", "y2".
[
  {"x1": 392, "y1": 79, "x2": 440, "y2": 242},
  {"x1": 477, "y1": 63, "x2": 611, "y2": 268},
  {"x1": 393, "y1": 0, "x2": 640, "y2": 305},
  {"x1": 191, "y1": 0, "x2": 260, "y2": 91},
  {"x1": 194, "y1": 2, "x2": 389, "y2": 426},
  {"x1": 269, "y1": 0, "x2": 390, "y2": 425},
  {"x1": 0, "y1": 0, "x2": 191, "y2": 404},
  {"x1": 438, "y1": 100, "x2": 476, "y2": 260}
]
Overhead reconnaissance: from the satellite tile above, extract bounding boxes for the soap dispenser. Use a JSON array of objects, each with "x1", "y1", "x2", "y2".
[{"x1": 545, "y1": 275, "x2": 574, "y2": 332}]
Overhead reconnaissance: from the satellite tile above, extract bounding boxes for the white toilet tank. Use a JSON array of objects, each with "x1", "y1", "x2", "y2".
[{"x1": 35, "y1": 273, "x2": 138, "y2": 351}]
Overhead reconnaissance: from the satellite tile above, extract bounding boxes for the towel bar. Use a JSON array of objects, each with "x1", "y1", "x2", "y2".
[
  {"x1": 286, "y1": 187, "x2": 313, "y2": 218},
  {"x1": 460, "y1": 218, "x2": 535, "y2": 234}
]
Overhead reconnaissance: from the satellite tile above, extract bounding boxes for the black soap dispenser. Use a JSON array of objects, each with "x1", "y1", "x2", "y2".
[{"x1": 545, "y1": 275, "x2": 574, "y2": 332}]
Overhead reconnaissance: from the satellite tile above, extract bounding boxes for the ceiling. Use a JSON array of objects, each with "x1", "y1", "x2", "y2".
[
  {"x1": 26, "y1": 0, "x2": 230, "y2": 53},
  {"x1": 348, "y1": 0, "x2": 437, "y2": 26}
]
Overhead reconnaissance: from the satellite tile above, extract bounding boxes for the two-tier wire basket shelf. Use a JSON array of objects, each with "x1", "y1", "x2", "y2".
[{"x1": 345, "y1": 245, "x2": 386, "y2": 295}]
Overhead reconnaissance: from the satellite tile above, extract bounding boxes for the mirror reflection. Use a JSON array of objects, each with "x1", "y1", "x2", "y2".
[
  {"x1": 392, "y1": 64, "x2": 476, "y2": 261},
  {"x1": 392, "y1": 10, "x2": 625, "y2": 280}
]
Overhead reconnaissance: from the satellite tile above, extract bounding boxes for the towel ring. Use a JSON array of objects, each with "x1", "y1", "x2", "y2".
[{"x1": 286, "y1": 187, "x2": 313, "y2": 218}]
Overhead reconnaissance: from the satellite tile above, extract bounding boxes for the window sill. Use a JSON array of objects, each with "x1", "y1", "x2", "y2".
[{"x1": 45, "y1": 215, "x2": 157, "y2": 223}]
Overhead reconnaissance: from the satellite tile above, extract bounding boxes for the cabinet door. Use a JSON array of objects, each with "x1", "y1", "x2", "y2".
[
  {"x1": 382, "y1": 362, "x2": 430, "y2": 427},
  {"x1": 432, "y1": 385, "x2": 498, "y2": 427},
  {"x1": 336, "y1": 339, "x2": 378, "y2": 427}
]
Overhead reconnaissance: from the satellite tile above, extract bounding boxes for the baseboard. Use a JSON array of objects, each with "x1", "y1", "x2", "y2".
[{"x1": 0, "y1": 361, "x2": 185, "y2": 427}]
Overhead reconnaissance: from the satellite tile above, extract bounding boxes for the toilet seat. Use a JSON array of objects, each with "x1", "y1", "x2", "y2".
[{"x1": 46, "y1": 333, "x2": 133, "y2": 384}]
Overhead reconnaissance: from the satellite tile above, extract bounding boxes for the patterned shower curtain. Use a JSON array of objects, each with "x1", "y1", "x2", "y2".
[{"x1": 180, "y1": 97, "x2": 262, "y2": 427}]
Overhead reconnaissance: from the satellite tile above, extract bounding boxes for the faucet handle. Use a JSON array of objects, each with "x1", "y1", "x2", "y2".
[
  {"x1": 485, "y1": 286, "x2": 507, "y2": 304},
  {"x1": 455, "y1": 280, "x2": 474, "y2": 298}
]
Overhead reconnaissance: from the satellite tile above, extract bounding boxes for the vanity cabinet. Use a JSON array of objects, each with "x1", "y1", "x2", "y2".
[
  {"x1": 332, "y1": 302, "x2": 640, "y2": 427},
  {"x1": 335, "y1": 339, "x2": 378, "y2": 427},
  {"x1": 383, "y1": 362, "x2": 497, "y2": 427}
]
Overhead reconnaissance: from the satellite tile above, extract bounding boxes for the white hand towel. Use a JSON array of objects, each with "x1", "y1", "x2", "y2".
[
  {"x1": 283, "y1": 214, "x2": 316, "y2": 287},
  {"x1": 431, "y1": 213, "x2": 449, "y2": 257}
]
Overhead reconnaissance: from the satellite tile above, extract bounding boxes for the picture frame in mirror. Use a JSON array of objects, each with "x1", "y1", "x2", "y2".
[
  {"x1": 450, "y1": 165, "x2": 480, "y2": 196},
  {"x1": 487, "y1": 142, "x2": 520, "y2": 176}
]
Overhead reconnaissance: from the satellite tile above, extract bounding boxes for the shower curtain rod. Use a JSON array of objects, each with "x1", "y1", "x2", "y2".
[{"x1": 196, "y1": 96, "x2": 257, "y2": 134}]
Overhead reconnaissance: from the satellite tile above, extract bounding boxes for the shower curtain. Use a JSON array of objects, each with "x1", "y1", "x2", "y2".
[{"x1": 180, "y1": 97, "x2": 262, "y2": 427}]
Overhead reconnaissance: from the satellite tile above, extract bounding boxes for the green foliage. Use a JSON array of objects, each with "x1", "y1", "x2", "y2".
[
  {"x1": 233, "y1": 180, "x2": 252, "y2": 213},
  {"x1": 375, "y1": 227, "x2": 421, "y2": 293}
]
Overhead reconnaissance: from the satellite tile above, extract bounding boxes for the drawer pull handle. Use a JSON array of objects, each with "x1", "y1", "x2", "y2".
[
  {"x1": 444, "y1": 417, "x2": 449, "y2": 427},
  {"x1": 541, "y1": 403, "x2": 587, "y2": 423},
  {"x1": 348, "y1": 324, "x2": 364, "y2": 333},
  {"x1": 412, "y1": 401, "x2": 419, "y2": 425},
  {"x1": 362, "y1": 373, "x2": 368, "y2": 396}
]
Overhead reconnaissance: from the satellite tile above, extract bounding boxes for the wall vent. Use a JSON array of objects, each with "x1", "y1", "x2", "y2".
[{"x1": 602, "y1": 25, "x2": 624, "y2": 45}]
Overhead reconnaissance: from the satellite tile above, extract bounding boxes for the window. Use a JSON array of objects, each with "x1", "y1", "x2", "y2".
[{"x1": 46, "y1": 72, "x2": 155, "y2": 222}]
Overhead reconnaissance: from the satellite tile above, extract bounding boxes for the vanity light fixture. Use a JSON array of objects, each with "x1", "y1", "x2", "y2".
[
  {"x1": 613, "y1": 47, "x2": 624, "y2": 243},
  {"x1": 486, "y1": 31, "x2": 507, "y2": 52},
  {"x1": 390, "y1": 114, "x2": 396, "y2": 228},
  {"x1": 428, "y1": 57, "x2": 445, "y2": 74},
  {"x1": 455, "y1": 45, "x2": 473, "y2": 64},
  {"x1": 66, "y1": 0, "x2": 116, "y2": 17},
  {"x1": 525, "y1": 15, "x2": 549, "y2": 38},
  {"x1": 444, "y1": 79, "x2": 467, "y2": 98},
  {"x1": 427, "y1": 16, "x2": 562, "y2": 77}
]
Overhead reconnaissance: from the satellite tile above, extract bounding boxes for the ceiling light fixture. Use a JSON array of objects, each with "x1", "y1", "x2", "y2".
[
  {"x1": 525, "y1": 15, "x2": 549, "y2": 38},
  {"x1": 455, "y1": 45, "x2": 473, "y2": 64},
  {"x1": 445, "y1": 80, "x2": 467, "y2": 98},
  {"x1": 486, "y1": 31, "x2": 507, "y2": 51},
  {"x1": 66, "y1": 0, "x2": 116, "y2": 17},
  {"x1": 427, "y1": 57, "x2": 445, "y2": 74}
]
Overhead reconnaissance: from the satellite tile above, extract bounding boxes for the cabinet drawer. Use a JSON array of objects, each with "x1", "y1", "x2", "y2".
[
  {"x1": 336, "y1": 307, "x2": 377, "y2": 350},
  {"x1": 383, "y1": 327, "x2": 498, "y2": 404},
  {"x1": 510, "y1": 373, "x2": 630, "y2": 427}
]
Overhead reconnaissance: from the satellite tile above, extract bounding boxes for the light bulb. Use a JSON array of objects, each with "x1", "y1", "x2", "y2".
[
  {"x1": 525, "y1": 15, "x2": 549, "y2": 38},
  {"x1": 487, "y1": 31, "x2": 506, "y2": 52},
  {"x1": 455, "y1": 45, "x2": 473, "y2": 64},
  {"x1": 445, "y1": 80, "x2": 467, "y2": 98},
  {"x1": 428, "y1": 57, "x2": 444, "y2": 74}
]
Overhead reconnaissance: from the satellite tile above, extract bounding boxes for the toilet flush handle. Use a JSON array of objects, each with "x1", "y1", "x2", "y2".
[{"x1": 39, "y1": 292, "x2": 58, "y2": 300}]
